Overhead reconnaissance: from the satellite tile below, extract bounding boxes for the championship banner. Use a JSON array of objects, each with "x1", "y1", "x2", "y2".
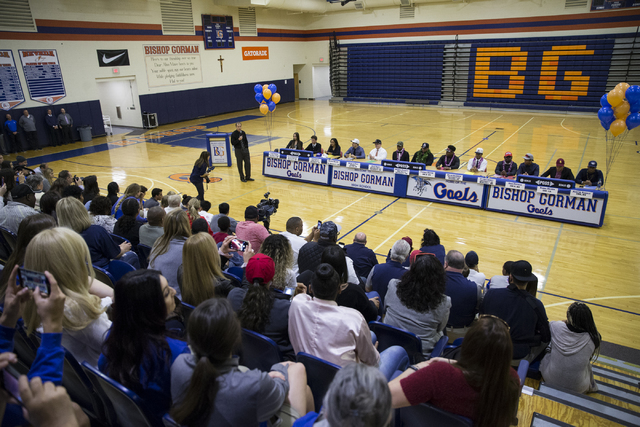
[
  {"x1": 407, "y1": 175, "x2": 484, "y2": 208},
  {"x1": 97, "y1": 49, "x2": 130, "y2": 67},
  {"x1": 18, "y1": 49, "x2": 66, "y2": 105},
  {"x1": 143, "y1": 45, "x2": 203, "y2": 87},
  {"x1": 332, "y1": 165, "x2": 395, "y2": 194},
  {"x1": 264, "y1": 156, "x2": 329, "y2": 184},
  {"x1": 0, "y1": 50, "x2": 24, "y2": 111}
]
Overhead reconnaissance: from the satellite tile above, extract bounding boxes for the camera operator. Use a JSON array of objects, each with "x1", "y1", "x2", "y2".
[
  {"x1": 236, "y1": 205, "x2": 270, "y2": 253},
  {"x1": 189, "y1": 151, "x2": 211, "y2": 202}
]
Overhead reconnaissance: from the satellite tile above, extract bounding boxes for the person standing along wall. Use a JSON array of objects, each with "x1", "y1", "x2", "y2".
[
  {"x1": 58, "y1": 108, "x2": 74, "y2": 145},
  {"x1": 44, "y1": 109, "x2": 60, "y2": 147},
  {"x1": 230, "y1": 122, "x2": 252, "y2": 182},
  {"x1": 19, "y1": 110, "x2": 40, "y2": 151}
]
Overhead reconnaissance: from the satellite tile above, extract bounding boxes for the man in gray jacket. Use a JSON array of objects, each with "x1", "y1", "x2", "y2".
[
  {"x1": 58, "y1": 108, "x2": 74, "y2": 145},
  {"x1": 19, "y1": 110, "x2": 39, "y2": 151}
]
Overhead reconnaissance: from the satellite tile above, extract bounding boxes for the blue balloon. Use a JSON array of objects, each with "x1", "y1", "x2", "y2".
[
  {"x1": 629, "y1": 100, "x2": 640, "y2": 114},
  {"x1": 597, "y1": 106, "x2": 614, "y2": 122},
  {"x1": 255, "y1": 93, "x2": 264, "y2": 103},
  {"x1": 268, "y1": 100, "x2": 276, "y2": 112},
  {"x1": 625, "y1": 85, "x2": 640, "y2": 105},
  {"x1": 268, "y1": 84, "x2": 277, "y2": 94},
  {"x1": 600, "y1": 120, "x2": 610, "y2": 131},
  {"x1": 600, "y1": 94, "x2": 610, "y2": 108},
  {"x1": 627, "y1": 113, "x2": 640, "y2": 131},
  {"x1": 254, "y1": 84, "x2": 263, "y2": 94}
]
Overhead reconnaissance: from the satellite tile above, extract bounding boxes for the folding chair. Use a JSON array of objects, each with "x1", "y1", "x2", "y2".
[
  {"x1": 93, "y1": 265, "x2": 116, "y2": 288},
  {"x1": 108, "y1": 259, "x2": 136, "y2": 283},
  {"x1": 396, "y1": 402, "x2": 473, "y2": 427},
  {"x1": 296, "y1": 352, "x2": 341, "y2": 412},
  {"x1": 138, "y1": 244, "x2": 152, "y2": 269},
  {"x1": 239, "y1": 329, "x2": 282, "y2": 372},
  {"x1": 368, "y1": 321, "x2": 424, "y2": 364}
]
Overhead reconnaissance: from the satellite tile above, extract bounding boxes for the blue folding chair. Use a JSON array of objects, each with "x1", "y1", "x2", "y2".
[
  {"x1": 396, "y1": 402, "x2": 473, "y2": 427},
  {"x1": 162, "y1": 414, "x2": 180, "y2": 427},
  {"x1": 108, "y1": 259, "x2": 137, "y2": 283},
  {"x1": 0, "y1": 226, "x2": 17, "y2": 252},
  {"x1": 429, "y1": 336, "x2": 449, "y2": 359},
  {"x1": 138, "y1": 244, "x2": 152, "y2": 269},
  {"x1": 0, "y1": 226, "x2": 16, "y2": 262},
  {"x1": 368, "y1": 321, "x2": 424, "y2": 364},
  {"x1": 110, "y1": 234, "x2": 129, "y2": 246},
  {"x1": 296, "y1": 352, "x2": 341, "y2": 412},
  {"x1": 81, "y1": 362, "x2": 163, "y2": 427},
  {"x1": 93, "y1": 265, "x2": 116, "y2": 288},
  {"x1": 227, "y1": 266, "x2": 244, "y2": 281},
  {"x1": 239, "y1": 329, "x2": 282, "y2": 372},
  {"x1": 517, "y1": 359, "x2": 530, "y2": 390}
]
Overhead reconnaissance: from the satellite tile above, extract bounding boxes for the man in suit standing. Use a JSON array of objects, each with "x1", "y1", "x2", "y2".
[
  {"x1": 44, "y1": 109, "x2": 60, "y2": 147},
  {"x1": 58, "y1": 108, "x2": 74, "y2": 145},
  {"x1": 230, "y1": 122, "x2": 252, "y2": 182},
  {"x1": 541, "y1": 158, "x2": 574, "y2": 181}
]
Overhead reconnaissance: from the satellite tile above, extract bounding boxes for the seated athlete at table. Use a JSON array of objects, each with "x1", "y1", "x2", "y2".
[
  {"x1": 344, "y1": 138, "x2": 365, "y2": 159},
  {"x1": 575, "y1": 160, "x2": 603, "y2": 187},
  {"x1": 517, "y1": 153, "x2": 539, "y2": 176},
  {"x1": 286, "y1": 132, "x2": 303, "y2": 150},
  {"x1": 435, "y1": 145, "x2": 460, "y2": 170},
  {"x1": 392, "y1": 141, "x2": 410, "y2": 162},
  {"x1": 305, "y1": 135, "x2": 322, "y2": 154},
  {"x1": 467, "y1": 148, "x2": 487, "y2": 172},
  {"x1": 541, "y1": 158, "x2": 574, "y2": 181},
  {"x1": 326, "y1": 138, "x2": 341, "y2": 157},
  {"x1": 369, "y1": 139, "x2": 388, "y2": 161},
  {"x1": 495, "y1": 152, "x2": 518, "y2": 177},
  {"x1": 412, "y1": 143, "x2": 434, "y2": 166}
]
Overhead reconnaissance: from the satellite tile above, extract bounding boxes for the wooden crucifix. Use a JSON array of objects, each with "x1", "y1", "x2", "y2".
[{"x1": 218, "y1": 55, "x2": 224, "y2": 72}]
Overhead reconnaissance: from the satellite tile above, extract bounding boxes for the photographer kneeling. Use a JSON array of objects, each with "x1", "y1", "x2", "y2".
[{"x1": 189, "y1": 151, "x2": 213, "y2": 202}]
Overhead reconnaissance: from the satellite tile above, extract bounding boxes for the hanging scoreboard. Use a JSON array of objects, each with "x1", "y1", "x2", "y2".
[{"x1": 202, "y1": 15, "x2": 234, "y2": 50}]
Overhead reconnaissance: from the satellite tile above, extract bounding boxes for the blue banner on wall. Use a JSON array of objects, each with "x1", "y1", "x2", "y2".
[
  {"x1": 0, "y1": 50, "x2": 25, "y2": 111},
  {"x1": 18, "y1": 49, "x2": 66, "y2": 105}
]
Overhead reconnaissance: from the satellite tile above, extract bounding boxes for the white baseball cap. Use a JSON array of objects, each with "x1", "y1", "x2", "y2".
[
  {"x1": 475, "y1": 148, "x2": 484, "y2": 154},
  {"x1": 351, "y1": 139, "x2": 360, "y2": 144}
]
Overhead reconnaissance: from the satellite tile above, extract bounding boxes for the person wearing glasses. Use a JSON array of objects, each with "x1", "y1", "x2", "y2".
[{"x1": 481, "y1": 260, "x2": 550, "y2": 363}]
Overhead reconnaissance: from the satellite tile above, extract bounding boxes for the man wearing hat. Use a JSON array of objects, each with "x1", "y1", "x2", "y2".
[
  {"x1": 481, "y1": 260, "x2": 550, "y2": 362},
  {"x1": 517, "y1": 153, "x2": 540, "y2": 176},
  {"x1": 575, "y1": 160, "x2": 603, "y2": 187},
  {"x1": 411, "y1": 143, "x2": 434, "y2": 166},
  {"x1": 235, "y1": 205, "x2": 270, "y2": 253},
  {"x1": 542, "y1": 158, "x2": 574, "y2": 181},
  {"x1": 392, "y1": 141, "x2": 409, "y2": 162},
  {"x1": 0, "y1": 184, "x2": 39, "y2": 234},
  {"x1": 344, "y1": 139, "x2": 365, "y2": 159},
  {"x1": 495, "y1": 152, "x2": 518, "y2": 177},
  {"x1": 467, "y1": 148, "x2": 487, "y2": 172},
  {"x1": 368, "y1": 139, "x2": 387, "y2": 161},
  {"x1": 435, "y1": 145, "x2": 460, "y2": 170}
]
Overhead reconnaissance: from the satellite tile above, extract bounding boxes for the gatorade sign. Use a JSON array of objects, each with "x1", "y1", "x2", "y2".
[{"x1": 242, "y1": 47, "x2": 269, "y2": 60}]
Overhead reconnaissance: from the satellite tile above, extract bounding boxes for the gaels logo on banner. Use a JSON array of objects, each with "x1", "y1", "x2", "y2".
[
  {"x1": 407, "y1": 177, "x2": 483, "y2": 208},
  {"x1": 242, "y1": 47, "x2": 269, "y2": 60}
]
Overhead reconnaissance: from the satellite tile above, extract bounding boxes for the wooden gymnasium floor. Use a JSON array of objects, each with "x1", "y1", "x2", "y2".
[{"x1": 23, "y1": 100, "x2": 640, "y2": 353}]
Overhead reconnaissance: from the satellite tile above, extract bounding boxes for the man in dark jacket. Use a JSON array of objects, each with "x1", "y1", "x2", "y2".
[
  {"x1": 44, "y1": 109, "x2": 60, "y2": 147},
  {"x1": 345, "y1": 232, "x2": 378, "y2": 279},
  {"x1": 230, "y1": 122, "x2": 252, "y2": 182},
  {"x1": 305, "y1": 135, "x2": 322, "y2": 154},
  {"x1": 392, "y1": 141, "x2": 410, "y2": 162},
  {"x1": 541, "y1": 158, "x2": 574, "y2": 181},
  {"x1": 575, "y1": 160, "x2": 603, "y2": 187},
  {"x1": 411, "y1": 142, "x2": 434, "y2": 166}
]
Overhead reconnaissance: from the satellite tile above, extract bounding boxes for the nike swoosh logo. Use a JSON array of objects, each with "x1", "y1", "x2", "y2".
[{"x1": 102, "y1": 52, "x2": 126, "y2": 64}]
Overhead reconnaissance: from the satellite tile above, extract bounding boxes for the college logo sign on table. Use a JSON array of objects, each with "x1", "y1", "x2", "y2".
[
  {"x1": 242, "y1": 47, "x2": 269, "y2": 60},
  {"x1": 407, "y1": 176, "x2": 484, "y2": 208}
]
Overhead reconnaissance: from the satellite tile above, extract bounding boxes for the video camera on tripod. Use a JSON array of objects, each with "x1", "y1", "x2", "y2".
[{"x1": 256, "y1": 192, "x2": 279, "y2": 230}]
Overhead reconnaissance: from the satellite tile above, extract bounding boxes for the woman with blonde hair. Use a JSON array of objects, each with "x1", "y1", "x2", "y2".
[
  {"x1": 179, "y1": 233, "x2": 232, "y2": 305},
  {"x1": 22, "y1": 227, "x2": 111, "y2": 367},
  {"x1": 259, "y1": 234, "x2": 296, "y2": 289},
  {"x1": 186, "y1": 197, "x2": 212, "y2": 235},
  {"x1": 112, "y1": 182, "x2": 142, "y2": 219},
  {"x1": 56, "y1": 197, "x2": 136, "y2": 269},
  {"x1": 149, "y1": 209, "x2": 191, "y2": 299}
]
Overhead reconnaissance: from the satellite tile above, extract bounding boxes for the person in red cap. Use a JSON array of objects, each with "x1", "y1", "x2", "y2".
[
  {"x1": 495, "y1": 152, "x2": 518, "y2": 177},
  {"x1": 542, "y1": 158, "x2": 574, "y2": 181}
]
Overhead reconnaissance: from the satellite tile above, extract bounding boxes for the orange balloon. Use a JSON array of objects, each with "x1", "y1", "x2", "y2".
[
  {"x1": 263, "y1": 84, "x2": 269, "y2": 92},
  {"x1": 614, "y1": 101, "x2": 630, "y2": 119},
  {"x1": 615, "y1": 82, "x2": 630, "y2": 93},
  {"x1": 259, "y1": 104, "x2": 268, "y2": 115},
  {"x1": 263, "y1": 89, "x2": 272, "y2": 100},
  {"x1": 607, "y1": 89, "x2": 624, "y2": 108},
  {"x1": 272, "y1": 93, "x2": 281, "y2": 104},
  {"x1": 610, "y1": 119, "x2": 627, "y2": 137}
]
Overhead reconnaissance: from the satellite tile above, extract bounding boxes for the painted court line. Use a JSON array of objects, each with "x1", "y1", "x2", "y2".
[
  {"x1": 542, "y1": 223, "x2": 563, "y2": 291},
  {"x1": 373, "y1": 205, "x2": 429, "y2": 252},
  {"x1": 339, "y1": 198, "x2": 401, "y2": 242},
  {"x1": 560, "y1": 118, "x2": 591, "y2": 138},
  {"x1": 484, "y1": 117, "x2": 535, "y2": 159},
  {"x1": 322, "y1": 193, "x2": 371, "y2": 222},
  {"x1": 539, "y1": 292, "x2": 640, "y2": 317},
  {"x1": 449, "y1": 114, "x2": 504, "y2": 148}
]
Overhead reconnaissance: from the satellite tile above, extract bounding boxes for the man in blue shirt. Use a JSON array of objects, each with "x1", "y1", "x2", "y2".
[
  {"x1": 3, "y1": 113, "x2": 22, "y2": 153},
  {"x1": 345, "y1": 232, "x2": 378, "y2": 280},
  {"x1": 443, "y1": 250, "x2": 482, "y2": 342},
  {"x1": 575, "y1": 160, "x2": 604, "y2": 187},
  {"x1": 344, "y1": 138, "x2": 365, "y2": 159},
  {"x1": 365, "y1": 239, "x2": 410, "y2": 308}
]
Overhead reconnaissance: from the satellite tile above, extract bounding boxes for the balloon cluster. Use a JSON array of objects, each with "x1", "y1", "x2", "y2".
[
  {"x1": 598, "y1": 82, "x2": 640, "y2": 136},
  {"x1": 254, "y1": 83, "x2": 281, "y2": 115}
]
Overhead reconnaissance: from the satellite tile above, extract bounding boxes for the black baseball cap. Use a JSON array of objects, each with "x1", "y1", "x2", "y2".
[{"x1": 511, "y1": 260, "x2": 536, "y2": 282}]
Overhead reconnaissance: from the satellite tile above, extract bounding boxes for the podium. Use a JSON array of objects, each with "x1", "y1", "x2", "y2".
[{"x1": 206, "y1": 133, "x2": 232, "y2": 167}]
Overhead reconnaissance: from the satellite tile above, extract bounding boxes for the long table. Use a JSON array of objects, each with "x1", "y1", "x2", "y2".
[{"x1": 262, "y1": 152, "x2": 608, "y2": 227}]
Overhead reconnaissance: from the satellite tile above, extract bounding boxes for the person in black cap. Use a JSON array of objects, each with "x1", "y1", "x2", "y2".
[
  {"x1": 392, "y1": 141, "x2": 409, "y2": 162},
  {"x1": 435, "y1": 145, "x2": 460, "y2": 170},
  {"x1": 0, "y1": 183, "x2": 39, "y2": 233},
  {"x1": 235, "y1": 205, "x2": 269, "y2": 252},
  {"x1": 481, "y1": 260, "x2": 550, "y2": 363},
  {"x1": 411, "y1": 142, "x2": 434, "y2": 166},
  {"x1": 575, "y1": 160, "x2": 603, "y2": 188},
  {"x1": 368, "y1": 139, "x2": 387, "y2": 161}
]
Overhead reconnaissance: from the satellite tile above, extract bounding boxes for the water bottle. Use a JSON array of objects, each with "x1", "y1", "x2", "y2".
[{"x1": 597, "y1": 179, "x2": 602, "y2": 190}]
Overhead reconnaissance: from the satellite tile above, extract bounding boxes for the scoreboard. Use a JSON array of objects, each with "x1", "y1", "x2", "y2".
[{"x1": 202, "y1": 15, "x2": 234, "y2": 50}]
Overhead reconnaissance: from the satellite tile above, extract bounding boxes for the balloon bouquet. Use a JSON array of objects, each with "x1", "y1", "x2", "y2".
[
  {"x1": 597, "y1": 82, "x2": 640, "y2": 186},
  {"x1": 254, "y1": 83, "x2": 281, "y2": 151}
]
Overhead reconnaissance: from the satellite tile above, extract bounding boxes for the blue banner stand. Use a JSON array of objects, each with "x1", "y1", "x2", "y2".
[{"x1": 206, "y1": 133, "x2": 232, "y2": 167}]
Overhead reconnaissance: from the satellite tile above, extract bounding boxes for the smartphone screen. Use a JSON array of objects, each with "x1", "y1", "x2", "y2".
[
  {"x1": 230, "y1": 238, "x2": 248, "y2": 252},
  {"x1": 2, "y1": 367, "x2": 23, "y2": 404},
  {"x1": 317, "y1": 220, "x2": 322, "y2": 229},
  {"x1": 18, "y1": 268, "x2": 50, "y2": 295}
]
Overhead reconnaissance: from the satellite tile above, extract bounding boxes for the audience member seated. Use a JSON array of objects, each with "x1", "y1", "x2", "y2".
[
  {"x1": 171, "y1": 298, "x2": 312, "y2": 426},
  {"x1": 388, "y1": 316, "x2": 520, "y2": 427},
  {"x1": 82, "y1": 175, "x2": 100, "y2": 205},
  {"x1": 88, "y1": 195, "x2": 116, "y2": 234},
  {"x1": 258, "y1": 234, "x2": 297, "y2": 288},
  {"x1": 517, "y1": 153, "x2": 540, "y2": 176},
  {"x1": 198, "y1": 200, "x2": 214, "y2": 224},
  {"x1": 48, "y1": 177, "x2": 69, "y2": 196},
  {"x1": 191, "y1": 217, "x2": 209, "y2": 234},
  {"x1": 56, "y1": 197, "x2": 136, "y2": 269},
  {"x1": 0, "y1": 184, "x2": 39, "y2": 234},
  {"x1": 385, "y1": 236, "x2": 412, "y2": 268},
  {"x1": 289, "y1": 264, "x2": 409, "y2": 380},
  {"x1": 62, "y1": 185, "x2": 83, "y2": 201},
  {"x1": 40, "y1": 166, "x2": 55, "y2": 192},
  {"x1": 482, "y1": 260, "x2": 550, "y2": 362},
  {"x1": 384, "y1": 253, "x2": 451, "y2": 356},
  {"x1": 464, "y1": 250, "x2": 485, "y2": 287},
  {"x1": 293, "y1": 364, "x2": 392, "y2": 427},
  {"x1": 106, "y1": 181, "x2": 119, "y2": 206},
  {"x1": 495, "y1": 152, "x2": 518, "y2": 177},
  {"x1": 209, "y1": 202, "x2": 238, "y2": 233},
  {"x1": 112, "y1": 183, "x2": 142, "y2": 219},
  {"x1": 322, "y1": 245, "x2": 379, "y2": 323},
  {"x1": 100, "y1": 269, "x2": 189, "y2": 419},
  {"x1": 297, "y1": 221, "x2": 358, "y2": 285},
  {"x1": 305, "y1": 135, "x2": 322, "y2": 154},
  {"x1": 23, "y1": 228, "x2": 111, "y2": 367},
  {"x1": 435, "y1": 145, "x2": 459, "y2": 170},
  {"x1": 163, "y1": 194, "x2": 180, "y2": 215},
  {"x1": 411, "y1": 143, "x2": 434, "y2": 166},
  {"x1": 140, "y1": 206, "x2": 165, "y2": 247},
  {"x1": 541, "y1": 158, "x2": 574, "y2": 181},
  {"x1": 540, "y1": 302, "x2": 601, "y2": 394},
  {"x1": 366, "y1": 239, "x2": 410, "y2": 307},
  {"x1": 345, "y1": 232, "x2": 378, "y2": 279},
  {"x1": 212, "y1": 215, "x2": 231, "y2": 244},
  {"x1": 186, "y1": 198, "x2": 212, "y2": 235},
  {"x1": 487, "y1": 261, "x2": 513, "y2": 290},
  {"x1": 280, "y1": 216, "x2": 319, "y2": 275},
  {"x1": 326, "y1": 138, "x2": 341, "y2": 157},
  {"x1": 179, "y1": 232, "x2": 232, "y2": 304},
  {"x1": 25, "y1": 174, "x2": 44, "y2": 211},
  {"x1": 443, "y1": 250, "x2": 483, "y2": 342},
  {"x1": 113, "y1": 198, "x2": 145, "y2": 250},
  {"x1": 149, "y1": 209, "x2": 191, "y2": 299},
  {"x1": 236, "y1": 205, "x2": 270, "y2": 253},
  {"x1": 418, "y1": 228, "x2": 445, "y2": 265},
  {"x1": 144, "y1": 187, "x2": 163, "y2": 209},
  {"x1": 575, "y1": 160, "x2": 603, "y2": 187},
  {"x1": 39, "y1": 191, "x2": 60, "y2": 218},
  {"x1": 229, "y1": 253, "x2": 296, "y2": 361}
]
